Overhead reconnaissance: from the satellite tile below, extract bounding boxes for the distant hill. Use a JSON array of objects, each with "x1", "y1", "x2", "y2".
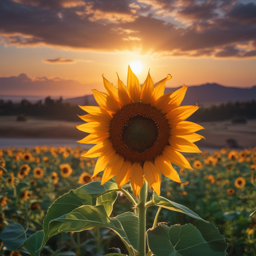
[{"x1": 65, "y1": 83, "x2": 256, "y2": 107}]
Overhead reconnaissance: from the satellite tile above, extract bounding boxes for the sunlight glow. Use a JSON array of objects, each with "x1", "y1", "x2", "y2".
[{"x1": 130, "y1": 61, "x2": 143, "y2": 74}]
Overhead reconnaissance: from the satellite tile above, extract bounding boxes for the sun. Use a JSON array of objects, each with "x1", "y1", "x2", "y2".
[{"x1": 130, "y1": 61, "x2": 143, "y2": 74}]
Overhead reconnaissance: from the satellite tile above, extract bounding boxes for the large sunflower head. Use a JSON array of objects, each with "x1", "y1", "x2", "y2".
[
  {"x1": 60, "y1": 164, "x2": 72, "y2": 178},
  {"x1": 33, "y1": 167, "x2": 44, "y2": 178},
  {"x1": 77, "y1": 67, "x2": 204, "y2": 196},
  {"x1": 235, "y1": 177, "x2": 246, "y2": 188}
]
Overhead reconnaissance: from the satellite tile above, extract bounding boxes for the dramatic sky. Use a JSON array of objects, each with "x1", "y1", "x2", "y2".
[{"x1": 1, "y1": 0, "x2": 256, "y2": 97}]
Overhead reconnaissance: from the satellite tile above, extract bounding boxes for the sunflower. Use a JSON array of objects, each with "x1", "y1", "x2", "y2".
[
  {"x1": 30, "y1": 202, "x2": 41, "y2": 210},
  {"x1": 62, "y1": 151, "x2": 69, "y2": 158},
  {"x1": 193, "y1": 160, "x2": 202, "y2": 170},
  {"x1": 92, "y1": 174, "x2": 102, "y2": 181},
  {"x1": 179, "y1": 168, "x2": 185, "y2": 176},
  {"x1": 0, "y1": 157, "x2": 6, "y2": 168},
  {"x1": 33, "y1": 167, "x2": 44, "y2": 178},
  {"x1": 10, "y1": 251, "x2": 22, "y2": 256},
  {"x1": 19, "y1": 190, "x2": 31, "y2": 201},
  {"x1": 227, "y1": 188, "x2": 235, "y2": 195},
  {"x1": 30, "y1": 180, "x2": 37, "y2": 186},
  {"x1": 228, "y1": 150, "x2": 237, "y2": 160},
  {"x1": 220, "y1": 148, "x2": 227, "y2": 154},
  {"x1": 51, "y1": 171, "x2": 59, "y2": 184},
  {"x1": 226, "y1": 166, "x2": 232, "y2": 172},
  {"x1": 207, "y1": 175, "x2": 215, "y2": 184},
  {"x1": 78, "y1": 172, "x2": 92, "y2": 184},
  {"x1": 18, "y1": 164, "x2": 31, "y2": 179},
  {"x1": 7, "y1": 173, "x2": 15, "y2": 187},
  {"x1": 22, "y1": 152, "x2": 33, "y2": 162},
  {"x1": 43, "y1": 156, "x2": 49, "y2": 163},
  {"x1": 251, "y1": 165, "x2": 256, "y2": 172},
  {"x1": 60, "y1": 164, "x2": 72, "y2": 177},
  {"x1": 0, "y1": 196, "x2": 8, "y2": 207},
  {"x1": 77, "y1": 67, "x2": 204, "y2": 196},
  {"x1": 235, "y1": 177, "x2": 246, "y2": 188}
]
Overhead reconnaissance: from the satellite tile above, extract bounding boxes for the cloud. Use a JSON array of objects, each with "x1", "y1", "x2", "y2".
[
  {"x1": 0, "y1": 0, "x2": 256, "y2": 59},
  {"x1": 43, "y1": 57, "x2": 76, "y2": 64}
]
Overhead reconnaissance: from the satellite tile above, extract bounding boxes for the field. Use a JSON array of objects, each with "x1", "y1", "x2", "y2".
[{"x1": 1, "y1": 145, "x2": 256, "y2": 255}]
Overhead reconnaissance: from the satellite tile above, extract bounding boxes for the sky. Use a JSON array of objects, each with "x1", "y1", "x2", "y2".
[{"x1": 0, "y1": 0, "x2": 256, "y2": 97}]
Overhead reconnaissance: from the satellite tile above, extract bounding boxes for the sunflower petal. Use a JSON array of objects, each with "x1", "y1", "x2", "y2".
[
  {"x1": 130, "y1": 162, "x2": 144, "y2": 197},
  {"x1": 92, "y1": 149, "x2": 116, "y2": 177},
  {"x1": 76, "y1": 122, "x2": 109, "y2": 133},
  {"x1": 171, "y1": 121, "x2": 204, "y2": 135},
  {"x1": 169, "y1": 136, "x2": 201, "y2": 153},
  {"x1": 155, "y1": 155, "x2": 181, "y2": 183},
  {"x1": 78, "y1": 133, "x2": 109, "y2": 144},
  {"x1": 78, "y1": 105, "x2": 102, "y2": 115},
  {"x1": 151, "y1": 74, "x2": 172, "y2": 102},
  {"x1": 118, "y1": 76, "x2": 131, "y2": 106},
  {"x1": 162, "y1": 146, "x2": 192, "y2": 169},
  {"x1": 151, "y1": 176, "x2": 161, "y2": 195},
  {"x1": 103, "y1": 76, "x2": 119, "y2": 100},
  {"x1": 101, "y1": 155, "x2": 124, "y2": 184},
  {"x1": 127, "y1": 66, "x2": 141, "y2": 102},
  {"x1": 167, "y1": 105, "x2": 199, "y2": 123},
  {"x1": 141, "y1": 72, "x2": 154, "y2": 104},
  {"x1": 116, "y1": 161, "x2": 132, "y2": 188},
  {"x1": 78, "y1": 113, "x2": 111, "y2": 123},
  {"x1": 82, "y1": 139, "x2": 112, "y2": 158},
  {"x1": 169, "y1": 85, "x2": 187, "y2": 106},
  {"x1": 143, "y1": 161, "x2": 160, "y2": 186},
  {"x1": 177, "y1": 133, "x2": 205, "y2": 142},
  {"x1": 92, "y1": 89, "x2": 120, "y2": 112}
]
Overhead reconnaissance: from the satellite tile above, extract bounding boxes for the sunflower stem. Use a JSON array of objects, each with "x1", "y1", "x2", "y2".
[{"x1": 138, "y1": 181, "x2": 148, "y2": 256}]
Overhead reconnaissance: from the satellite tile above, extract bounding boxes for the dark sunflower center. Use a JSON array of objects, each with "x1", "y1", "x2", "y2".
[
  {"x1": 25, "y1": 155, "x2": 29, "y2": 160},
  {"x1": 238, "y1": 180, "x2": 242, "y2": 185},
  {"x1": 83, "y1": 176, "x2": 91, "y2": 183},
  {"x1": 63, "y1": 168, "x2": 68, "y2": 173},
  {"x1": 122, "y1": 116, "x2": 158, "y2": 153},
  {"x1": 110, "y1": 103, "x2": 170, "y2": 162},
  {"x1": 36, "y1": 170, "x2": 41, "y2": 175}
]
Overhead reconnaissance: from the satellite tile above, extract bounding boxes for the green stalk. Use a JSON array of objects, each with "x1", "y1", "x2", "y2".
[{"x1": 138, "y1": 181, "x2": 148, "y2": 256}]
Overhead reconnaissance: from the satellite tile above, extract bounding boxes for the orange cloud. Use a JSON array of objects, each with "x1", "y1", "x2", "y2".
[{"x1": 43, "y1": 57, "x2": 76, "y2": 64}]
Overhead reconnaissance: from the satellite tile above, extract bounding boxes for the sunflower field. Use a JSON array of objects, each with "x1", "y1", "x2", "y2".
[{"x1": 0, "y1": 146, "x2": 256, "y2": 255}]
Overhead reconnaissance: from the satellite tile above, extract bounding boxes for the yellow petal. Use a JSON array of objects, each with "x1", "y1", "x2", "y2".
[
  {"x1": 171, "y1": 121, "x2": 204, "y2": 135},
  {"x1": 130, "y1": 162, "x2": 144, "y2": 197},
  {"x1": 118, "y1": 76, "x2": 131, "y2": 106},
  {"x1": 154, "y1": 92, "x2": 173, "y2": 111},
  {"x1": 161, "y1": 85, "x2": 188, "y2": 113},
  {"x1": 116, "y1": 161, "x2": 132, "y2": 188},
  {"x1": 155, "y1": 155, "x2": 181, "y2": 183},
  {"x1": 162, "y1": 146, "x2": 192, "y2": 169},
  {"x1": 103, "y1": 76, "x2": 119, "y2": 100},
  {"x1": 92, "y1": 89, "x2": 120, "y2": 113},
  {"x1": 82, "y1": 139, "x2": 112, "y2": 158},
  {"x1": 101, "y1": 155, "x2": 124, "y2": 185},
  {"x1": 151, "y1": 177, "x2": 161, "y2": 195},
  {"x1": 78, "y1": 105, "x2": 102, "y2": 115},
  {"x1": 143, "y1": 161, "x2": 160, "y2": 186},
  {"x1": 166, "y1": 105, "x2": 199, "y2": 123},
  {"x1": 176, "y1": 133, "x2": 205, "y2": 142},
  {"x1": 92, "y1": 148, "x2": 116, "y2": 177},
  {"x1": 169, "y1": 136, "x2": 201, "y2": 153},
  {"x1": 78, "y1": 113, "x2": 111, "y2": 123},
  {"x1": 78, "y1": 133, "x2": 109, "y2": 144},
  {"x1": 76, "y1": 122, "x2": 109, "y2": 133},
  {"x1": 141, "y1": 72, "x2": 154, "y2": 104},
  {"x1": 127, "y1": 66, "x2": 141, "y2": 102},
  {"x1": 151, "y1": 74, "x2": 172, "y2": 103}
]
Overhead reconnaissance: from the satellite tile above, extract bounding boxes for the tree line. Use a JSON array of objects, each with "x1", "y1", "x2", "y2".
[{"x1": 0, "y1": 97, "x2": 256, "y2": 122}]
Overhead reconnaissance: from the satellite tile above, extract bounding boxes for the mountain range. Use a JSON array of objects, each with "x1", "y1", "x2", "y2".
[
  {"x1": 65, "y1": 83, "x2": 256, "y2": 107},
  {"x1": 1, "y1": 74, "x2": 256, "y2": 107}
]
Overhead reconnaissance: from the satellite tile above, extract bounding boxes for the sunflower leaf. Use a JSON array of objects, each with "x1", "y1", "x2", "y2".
[
  {"x1": 152, "y1": 192, "x2": 206, "y2": 222},
  {"x1": 23, "y1": 231, "x2": 44, "y2": 256},
  {"x1": 147, "y1": 222, "x2": 228, "y2": 256},
  {"x1": 97, "y1": 191, "x2": 118, "y2": 216},
  {"x1": 46, "y1": 205, "x2": 137, "y2": 255},
  {"x1": 0, "y1": 166, "x2": 8, "y2": 173},
  {"x1": 0, "y1": 223, "x2": 26, "y2": 251}
]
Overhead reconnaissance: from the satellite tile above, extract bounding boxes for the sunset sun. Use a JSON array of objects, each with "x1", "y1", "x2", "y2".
[{"x1": 130, "y1": 61, "x2": 143, "y2": 74}]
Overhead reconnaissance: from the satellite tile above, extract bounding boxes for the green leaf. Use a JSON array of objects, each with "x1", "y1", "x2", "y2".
[
  {"x1": 42, "y1": 180, "x2": 118, "y2": 246},
  {"x1": 113, "y1": 212, "x2": 138, "y2": 251},
  {"x1": 147, "y1": 223, "x2": 227, "y2": 256},
  {"x1": 97, "y1": 191, "x2": 118, "y2": 216},
  {"x1": 0, "y1": 223, "x2": 26, "y2": 251},
  {"x1": 152, "y1": 192, "x2": 206, "y2": 222},
  {"x1": 55, "y1": 252, "x2": 77, "y2": 256},
  {"x1": 46, "y1": 205, "x2": 137, "y2": 255},
  {"x1": 23, "y1": 231, "x2": 44, "y2": 256}
]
